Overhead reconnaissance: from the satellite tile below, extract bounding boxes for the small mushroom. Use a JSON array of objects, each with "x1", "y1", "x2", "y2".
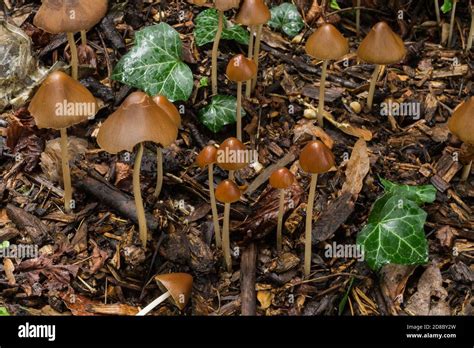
[
  {"x1": 136, "y1": 273, "x2": 193, "y2": 315},
  {"x1": 33, "y1": 0, "x2": 108, "y2": 80},
  {"x1": 215, "y1": 179, "x2": 241, "y2": 272},
  {"x1": 226, "y1": 55, "x2": 257, "y2": 141},
  {"x1": 211, "y1": 0, "x2": 240, "y2": 95},
  {"x1": 196, "y1": 145, "x2": 221, "y2": 247},
  {"x1": 305, "y1": 23, "x2": 349, "y2": 127},
  {"x1": 357, "y1": 22, "x2": 406, "y2": 111},
  {"x1": 152, "y1": 95, "x2": 182, "y2": 198},
  {"x1": 28, "y1": 71, "x2": 98, "y2": 213},
  {"x1": 97, "y1": 92, "x2": 178, "y2": 248},
  {"x1": 269, "y1": 168, "x2": 295, "y2": 252},
  {"x1": 448, "y1": 0, "x2": 458, "y2": 47},
  {"x1": 448, "y1": 96, "x2": 474, "y2": 181},
  {"x1": 299, "y1": 140, "x2": 335, "y2": 277},
  {"x1": 235, "y1": 0, "x2": 271, "y2": 97},
  {"x1": 216, "y1": 137, "x2": 248, "y2": 179}
]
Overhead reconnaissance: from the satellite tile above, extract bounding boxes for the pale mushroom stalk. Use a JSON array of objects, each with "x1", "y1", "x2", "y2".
[
  {"x1": 434, "y1": 0, "x2": 441, "y2": 26},
  {"x1": 60, "y1": 128, "x2": 73, "y2": 213},
  {"x1": 317, "y1": 60, "x2": 329, "y2": 127},
  {"x1": 356, "y1": 0, "x2": 361, "y2": 37},
  {"x1": 211, "y1": 10, "x2": 225, "y2": 95},
  {"x1": 154, "y1": 148, "x2": 163, "y2": 197},
  {"x1": 134, "y1": 143, "x2": 148, "y2": 248},
  {"x1": 222, "y1": 202, "x2": 232, "y2": 272},
  {"x1": 467, "y1": 6, "x2": 474, "y2": 52},
  {"x1": 66, "y1": 32, "x2": 79, "y2": 80},
  {"x1": 245, "y1": 26, "x2": 255, "y2": 98},
  {"x1": 80, "y1": 30, "x2": 87, "y2": 46},
  {"x1": 276, "y1": 189, "x2": 285, "y2": 252},
  {"x1": 136, "y1": 291, "x2": 171, "y2": 316},
  {"x1": 461, "y1": 161, "x2": 472, "y2": 182},
  {"x1": 447, "y1": 0, "x2": 458, "y2": 48},
  {"x1": 304, "y1": 173, "x2": 318, "y2": 277},
  {"x1": 208, "y1": 164, "x2": 221, "y2": 247},
  {"x1": 251, "y1": 24, "x2": 263, "y2": 91},
  {"x1": 367, "y1": 64, "x2": 382, "y2": 111},
  {"x1": 236, "y1": 81, "x2": 243, "y2": 141}
]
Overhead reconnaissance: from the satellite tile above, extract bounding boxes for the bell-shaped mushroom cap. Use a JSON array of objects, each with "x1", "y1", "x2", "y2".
[
  {"x1": 215, "y1": 0, "x2": 240, "y2": 11},
  {"x1": 28, "y1": 70, "x2": 97, "y2": 130},
  {"x1": 226, "y1": 54, "x2": 257, "y2": 82},
  {"x1": 448, "y1": 97, "x2": 474, "y2": 145},
  {"x1": 215, "y1": 180, "x2": 241, "y2": 203},
  {"x1": 216, "y1": 137, "x2": 248, "y2": 171},
  {"x1": 235, "y1": 0, "x2": 271, "y2": 26},
  {"x1": 152, "y1": 95, "x2": 182, "y2": 128},
  {"x1": 305, "y1": 24, "x2": 349, "y2": 61},
  {"x1": 196, "y1": 145, "x2": 218, "y2": 168},
  {"x1": 34, "y1": 0, "x2": 108, "y2": 34},
  {"x1": 357, "y1": 22, "x2": 406, "y2": 65},
  {"x1": 299, "y1": 140, "x2": 335, "y2": 174},
  {"x1": 97, "y1": 91, "x2": 178, "y2": 154},
  {"x1": 154, "y1": 273, "x2": 193, "y2": 311},
  {"x1": 270, "y1": 168, "x2": 295, "y2": 189}
]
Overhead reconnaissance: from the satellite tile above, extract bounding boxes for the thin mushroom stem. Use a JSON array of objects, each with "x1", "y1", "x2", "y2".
[
  {"x1": 304, "y1": 173, "x2": 318, "y2": 277},
  {"x1": 228, "y1": 170, "x2": 235, "y2": 181},
  {"x1": 208, "y1": 164, "x2": 221, "y2": 248},
  {"x1": 60, "y1": 128, "x2": 72, "y2": 213},
  {"x1": 80, "y1": 30, "x2": 87, "y2": 46},
  {"x1": 356, "y1": 0, "x2": 361, "y2": 37},
  {"x1": 66, "y1": 32, "x2": 78, "y2": 80},
  {"x1": 317, "y1": 60, "x2": 328, "y2": 127},
  {"x1": 134, "y1": 143, "x2": 148, "y2": 248},
  {"x1": 448, "y1": 0, "x2": 458, "y2": 48},
  {"x1": 460, "y1": 160, "x2": 472, "y2": 182},
  {"x1": 467, "y1": 7, "x2": 474, "y2": 52},
  {"x1": 236, "y1": 81, "x2": 243, "y2": 141},
  {"x1": 434, "y1": 0, "x2": 441, "y2": 26},
  {"x1": 136, "y1": 291, "x2": 171, "y2": 316},
  {"x1": 251, "y1": 24, "x2": 263, "y2": 92},
  {"x1": 245, "y1": 25, "x2": 255, "y2": 98},
  {"x1": 211, "y1": 10, "x2": 224, "y2": 95},
  {"x1": 276, "y1": 189, "x2": 285, "y2": 253},
  {"x1": 154, "y1": 147, "x2": 163, "y2": 197},
  {"x1": 367, "y1": 64, "x2": 382, "y2": 111},
  {"x1": 222, "y1": 202, "x2": 232, "y2": 272}
]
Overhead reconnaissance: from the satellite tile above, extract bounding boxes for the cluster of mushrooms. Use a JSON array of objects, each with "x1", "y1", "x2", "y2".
[{"x1": 24, "y1": 0, "x2": 473, "y2": 314}]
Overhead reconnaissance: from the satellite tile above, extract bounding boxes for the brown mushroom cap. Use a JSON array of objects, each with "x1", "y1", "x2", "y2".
[
  {"x1": 154, "y1": 273, "x2": 193, "y2": 311},
  {"x1": 34, "y1": 0, "x2": 108, "y2": 34},
  {"x1": 196, "y1": 145, "x2": 218, "y2": 168},
  {"x1": 28, "y1": 70, "x2": 97, "y2": 130},
  {"x1": 305, "y1": 24, "x2": 349, "y2": 61},
  {"x1": 299, "y1": 140, "x2": 335, "y2": 174},
  {"x1": 97, "y1": 91, "x2": 178, "y2": 154},
  {"x1": 152, "y1": 95, "x2": 182, "y2": 128},
  {"x1": 215, "y1": 0, "x2": 240, "y2": 11},
  {"x1": 226, "y1": 54, "x2": 257, "y2": 82},
  {"x1": 235, "y1": 0, "x2": 271, "y2": 26},
  {"x1": 270, "y1": 168, "x2": 295, "y2": 189},
  {"x1": 215, "y1": 180, "x2": 241, "y2": 203},
  {"x1": 216, "y1": 137, "x2": 248, "y2": 171},
  {"x1": 357, "y1": 22, "x2": 406, "y2": 65},
  {"x1": 448, "y1": 97, "x2": 474, "y2": 145}
]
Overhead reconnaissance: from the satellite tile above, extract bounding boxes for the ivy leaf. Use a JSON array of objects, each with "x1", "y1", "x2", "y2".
[
  {"x1": 112, "y1": 23, "x2": 194, "y2": 102},
  {"x1": 194, "y1": 9, "x2": 249, "y2": 47},
  {"x1": 198, "y1": 95, "x2": 246, "y2": 133},
  {"x1": 330, "y1": 0, "x2": 341, "y2": 10},
  {"x1": 441, "y1": 0, "x2": 453, "y2": 13},
  {"x1": 268, "y1": 3, "x2": 304, "y2": 38},
  {"x1": 380, "y1": 178, "x2": 436, "y2": 205},
  {"x1": 357, "y1": 194, "x2": 429, "y2": 271},
  {"x1": 0, "y1": 240, "x2": 9, "y2": 250},
  {"x1": 0, "y1": 307, "x2": 9, "y2": 316}
]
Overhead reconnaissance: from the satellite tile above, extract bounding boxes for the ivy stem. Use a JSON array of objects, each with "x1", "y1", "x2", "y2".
[
  {"x1": 317, "y1": 60, "x2": 328, "y2": 127},
  {"x1": 134, "y1": 143, "x2": 148, "y2": 248},
  {"x1": 222, "y1": 202, "x2": 232, "y2": 272},
  {"x1": 460, "y1": 160, "x2": 472, "y2": 182},
  {"x1": 154, "y1": 147, "x2": 163, "y2": 197},
  {"x1": 208, "y1": 164, "x2": 221, "y2": 248},
  {"x1": 211, "y1": 10, "x2": 224, "y2": 95},
  {"x1": 236, "y1": 81, "x2": 242, "y2": 141},
  {"x1": 67, "y1": 32, "x2": 78, "y2": 80},
  {"x1": 276, "y1": 189, "x2": 285, "y2": 253},
  {"x1": 447, "y1": 0, "x2": 457, "y2": 48},
  {"x1": 245, "y1": 25, "x2": 255, "y2": 98},
  {"x1": 251, "y1": 24, "x2": 263, "y2": 92},
  {"x1": 367, "y1": 64, "x2": 381, "y2": 111},
  {"x1": 304, "y1": 173, "x2": 318, "y2": 277},
  {"x1": 60, "y1": 128, "x2": 72, "y2": 213}
]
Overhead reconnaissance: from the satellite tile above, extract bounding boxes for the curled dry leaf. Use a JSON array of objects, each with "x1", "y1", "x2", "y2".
[
  {"x1": 342, "y1": 138, "x2": 371, "y2": 197},
  {"x1": 323, "y1": 112, "x2": 373, "y2": 141},
  {"x1": 293, "y1": 119, "x2": 334, "y2": 148},
  {"x1": 4, "y1": 258, "x2": 16, "y2": 286},
  {"x1": 435, "y1": 225, "x2": 458, "y2": 248},
  {"x1": 89, "y1": 240, "x2": 109, "y2": 274},
  {"x1": 257, "y1": 290, "x2": 273, "y2": 310},
  {"x1": 379, "y1": 264, "x2": 416, "y2": 315}
]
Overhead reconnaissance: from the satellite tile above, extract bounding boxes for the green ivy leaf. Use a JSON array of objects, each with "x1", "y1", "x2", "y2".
[
  {"x1": 268, "y1": 3, "x2": 304, "y2": 38},
  {"x1": 0, "y1": 240, "x2": 9, "y2": 250},
  {"x1": 112, "y1": 23, "x2": 194, "y2": 102},
  {"x1": 194, "y1": 9, "x2": 249, "y2": 47},
  {"x1": 441, "y1": 0, "x2": 453, "y2": 13},
  {"x1": 0, "y1": 307, "x2": 9, "y2": 316},
  {"x1": 380, "y1": 179, "x2": 437, "y2": 205},
  {"x1": 198, "y1": 95, "x2": 246, "y2": 133},
  {"x1": 330, "y1": 0, "x2": 341, "y2": 10}
]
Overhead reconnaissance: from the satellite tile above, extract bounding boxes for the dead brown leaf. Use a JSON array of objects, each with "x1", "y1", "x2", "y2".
[{"x1": 342, "y1": 138, "x2": 370, "y2": 197}]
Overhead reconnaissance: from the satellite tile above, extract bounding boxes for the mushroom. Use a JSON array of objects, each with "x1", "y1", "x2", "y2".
[
  {"x1": 299, "y1": 140, "x2": 335, "y2": 277},
  {"x1": 448, "y1": 0, "x2": 458, "y2": 47},
  {"x1": 448, "y1": 96, "x2": 474, "y2": 181},
  {"x1": 215, "y1": 179, "x2": 241, "y2": 272},
  {"x1": 216, "y1": 136, "x2": 248, "y2": 180},
  {"x1": 196, "y1": 145, "x2": 221, "y2": 247},
  {"x1": 305, "y1": 23, "x2": 349, "y2": 127},
  {"x1": 269, "y1": 168, "x2": 295, "y2": 252},
  {"x1": 97, "y1": 92, "x2": 178, "y2": 248},
  {"x1": 211, "y1": 0, "x2": 240, "y2": 95},
  {"x1": 33, "y1": 0, "x2": 108, "y2": 80},
  {"x1": 152, "y1": 95, "x2": 182, "y2": 198},
  {"x1": 434, "y1": 0, "x2": 441, "y2": 26},
  {"x1": 136, "y1": 273, "x2": 193, "y2": 315},
  {"x1": 357, "y1": 22, "x2": 406, "y2": 111},
  {"x1": 28, "y1": 70, "x2": 98, "y2": 213},
  {"x1": 226, "y1": 55, "x2": 257, "y2": 141},
  {"x1": 235, "y1": 0, "x2": 271, "y2": 97},
  {"x1": 355, "y1": 0, "x2": 361, "y2": 37}
]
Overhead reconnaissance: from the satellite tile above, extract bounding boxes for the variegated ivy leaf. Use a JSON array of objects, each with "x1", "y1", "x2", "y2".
[
  {"x1": 198, "y1": 95, "x2": 246, "y2": 133},
  {"x1": 112, "y1": 23, "x2": 193, "y2": 102},
  {"x1": 194, "y1": 9, "x2": 249, "y2": 47},
  {"x1": 268, "y1": 3, "x2": 304, "y2": 38}
]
